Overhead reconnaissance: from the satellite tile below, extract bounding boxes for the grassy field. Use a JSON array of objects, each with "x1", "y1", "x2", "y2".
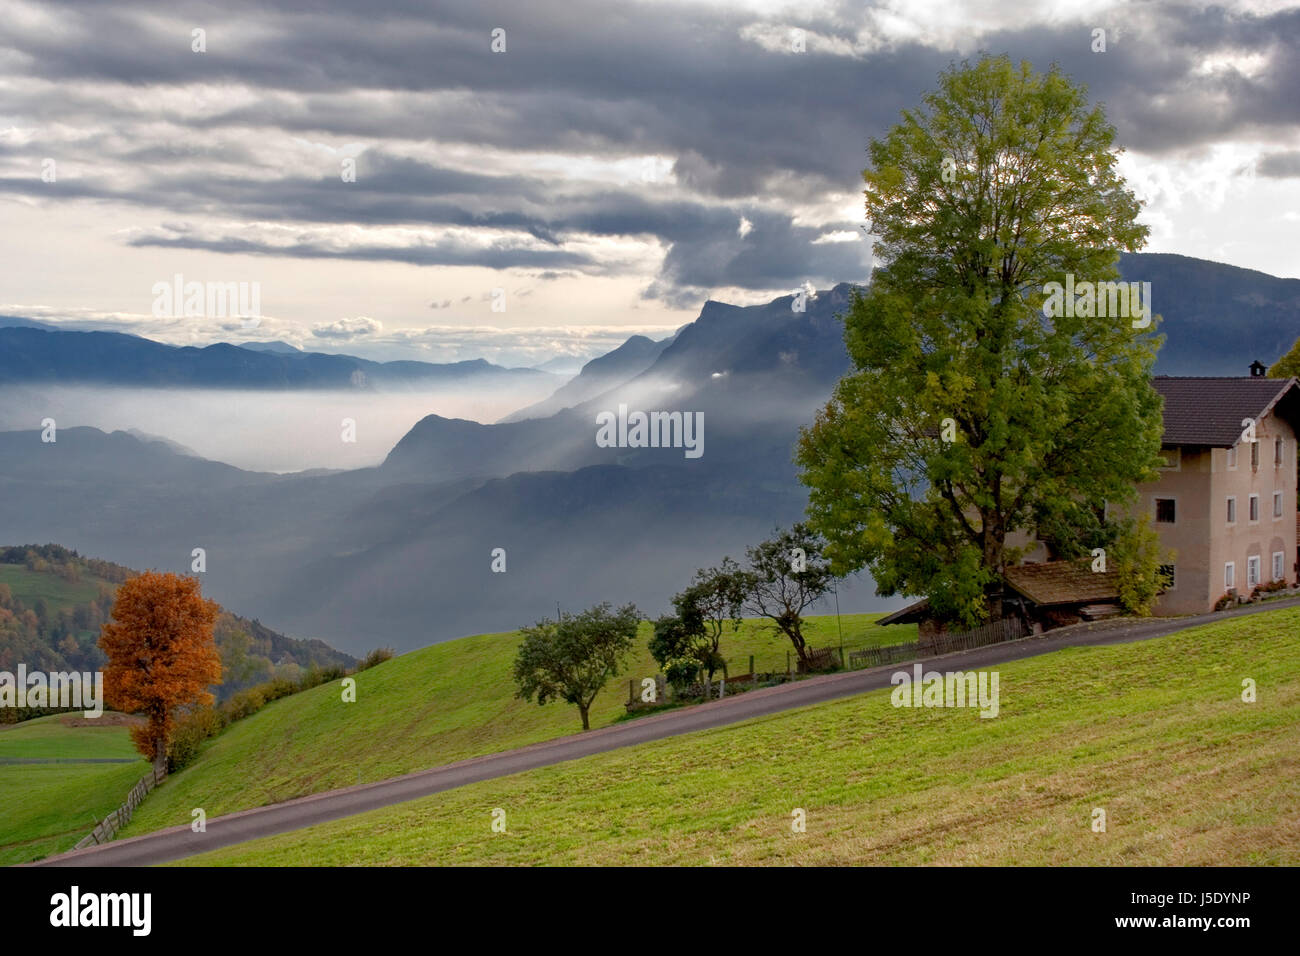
[
  {"x1": 0, "y1": 564, "x2": 110, "y2": 612},
  {"x1": 0, "y1": 714, "x2": 147, "y2": 866},
  {"x1": 179, "y1": 607, "x2": 1300, "y2": 866},
  {"x1": 120, "y1": 612, "x2": 910, "y2": 840}
]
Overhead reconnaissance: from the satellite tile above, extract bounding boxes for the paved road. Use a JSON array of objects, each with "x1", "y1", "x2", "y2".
[{"x1": 36, "y1": 596, "x2": 1300, "y2": 867}]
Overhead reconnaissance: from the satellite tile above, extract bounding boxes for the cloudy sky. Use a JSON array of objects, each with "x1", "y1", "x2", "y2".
[{"x1": 1, "y1": 0, "x2": 1297, "y2": 367}]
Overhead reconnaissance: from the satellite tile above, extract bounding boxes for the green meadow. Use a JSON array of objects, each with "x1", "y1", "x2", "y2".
[
  {"x1": 179, "y1": 608, "x2": 1300, "y2": 866},
  {"x1": 0, "y1": 714, "x2": 147, "y2": 866},
  {"x1": 121, "y1": 613, "x2": 908, "y2": 840}
]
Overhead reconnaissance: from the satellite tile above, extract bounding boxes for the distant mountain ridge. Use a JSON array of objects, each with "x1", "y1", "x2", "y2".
[
  {"x1": 500, "y1": 334, "x2": 673, "y2": 422},
  {"x1": 0, "y1": 327, "x2": 553, "y2": 389},
  {"x1": 1117, "y1": 253, "x2": 1300, "y2": 375}
]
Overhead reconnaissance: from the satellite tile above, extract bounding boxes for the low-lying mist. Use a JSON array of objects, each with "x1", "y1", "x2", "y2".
[{"x1": 0, "y1": 380, "x2": 561, "y2": 473}]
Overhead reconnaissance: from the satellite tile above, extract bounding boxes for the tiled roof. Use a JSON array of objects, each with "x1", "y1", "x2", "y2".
[
  {"x1": 1003, "y1": 560, "x2": 1120, "y2": 607},
  {"x1": 1154, "y1": 376, "x2": 1300, "y2": 447},
  {"x1": 876, "y1": 597, "x2": 930, "y2": 626}
]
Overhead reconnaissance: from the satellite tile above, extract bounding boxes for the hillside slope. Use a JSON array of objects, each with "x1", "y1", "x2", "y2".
[
  {"x1": 182, "y1": 606, "x2": 1300, "y2": 866},
  {"x1": 119, "y1": 613, "x2": 906, "y2": 840}
]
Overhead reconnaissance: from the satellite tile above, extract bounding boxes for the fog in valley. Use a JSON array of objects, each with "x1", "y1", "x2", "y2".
[{"x1": 0, "y1": 379, "x2": 563, "y2": 473}]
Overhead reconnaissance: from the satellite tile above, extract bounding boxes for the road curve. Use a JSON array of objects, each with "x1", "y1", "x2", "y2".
[{"x1": 35, "y1": 596, "x2": 1300, "y2": 867}]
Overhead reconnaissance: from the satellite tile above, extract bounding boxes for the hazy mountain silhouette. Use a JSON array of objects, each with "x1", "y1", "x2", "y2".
[
  {"x1": 238, "y1": 340, "x2": 302, "y2": 354},
  {"x1": 0, "y1": 327, "x2": 552, "y2": 389},
  {"x1": 1118, "y1": 253, "x2": 1300, "y2": 374},
  {"x1": 500, "y1": 334, "x2": 672, "y2": 422}
]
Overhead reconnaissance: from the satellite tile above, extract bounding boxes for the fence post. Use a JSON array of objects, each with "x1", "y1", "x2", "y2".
[{"x1": 748, "y1": 655, "x2": 754, "y2": 678}]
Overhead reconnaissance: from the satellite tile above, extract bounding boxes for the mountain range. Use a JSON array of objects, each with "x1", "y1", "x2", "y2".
[
  {"x1": 0, "y1": 252, "x2": 1295, "y2": 653},
  {"x1": 0, "y1": 326, "x2": 553, "y2": 389}
]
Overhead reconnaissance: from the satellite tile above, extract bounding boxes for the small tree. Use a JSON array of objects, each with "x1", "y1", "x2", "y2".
[
  {"x1": 671, "y1": 558, "x2": 748, "y2": 682},
  {"x1": 513, "y1": 602, "x2": 641, "y2": 730},
  {"x1": 648, "y1": 613, "x2": 710, "y2": 692},
  {"x1": 743, "y1": 524, "x2": 838, "y2": 666},
  {"x1": 1111, "y1": 514, "x2": 1172, "y2": 616},
  {"x1": 99, "y1": 572, "x2": 223, "y2": 771}
]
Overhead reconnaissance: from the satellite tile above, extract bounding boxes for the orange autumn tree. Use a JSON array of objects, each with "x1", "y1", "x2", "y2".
[{"x1": 98, "y1": 571, "x2": 222, "y2": 770}]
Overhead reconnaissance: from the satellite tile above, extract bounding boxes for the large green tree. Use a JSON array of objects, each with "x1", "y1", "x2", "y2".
[{"x1": 797, "y1": 55, "x2": 1165, "y2": 628}]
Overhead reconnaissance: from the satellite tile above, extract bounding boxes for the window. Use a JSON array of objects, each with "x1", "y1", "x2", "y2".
[
  {"x1": 1158, "y1": 564, "x2": 1176, "y2": 592},
  {"x1": 1225, "y1": 562, "x2": 1236, "y2": 589},
  {"x1": 1252, "y1": 440, "x2": 1260, "y2": 470},
  {"x1": 1157, "y1": 447, "x2": 1181, "y2": 470},
  {"x1": 1155, "y1": 498, "x2": 1176, "y2": 523},
  {"x1": 1276, "y1": 437, "x2": 1284, "y2": 467},
  {"x1": 1227, "y1": 445, "x2": 1238, "y2": 469},
  {"x1": 1247, "y1": 556, "x2": 1261, "y2": 588},
  {"x1": 1275, "y1": 491, "x2": 1285, "y2": 518},
  {"x1": 1249, "y1": 494, "x2": 1259, "y2": 522},
  {"x1": 1274, "y1": 551, "x2": 1286, "y2": 583},
  {"x1": 1227, "y1": 496, "x2": 1237, "y2": 523}
]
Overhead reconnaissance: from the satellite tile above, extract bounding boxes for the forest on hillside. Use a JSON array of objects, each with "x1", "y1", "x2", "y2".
[{"x1": 0, "y1": 544, "x2": 354, "y2": 721}]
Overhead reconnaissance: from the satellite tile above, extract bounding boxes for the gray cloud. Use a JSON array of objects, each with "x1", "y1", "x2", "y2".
[
  {"x1": 1258, "y1": 150, "x2": 1300, "y2": 178},
  {"x1": 2, "y1": 0, "x2": 1297, "y2": 305}
]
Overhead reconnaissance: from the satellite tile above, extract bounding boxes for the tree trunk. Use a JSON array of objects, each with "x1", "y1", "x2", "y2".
[
  {"x1": 791, "y1": 624, "x2": 809, "y2": 663},
  {"x1": 984, "y1": 518, "x2": 1005, "y2": 622},
  {"x1": 153, "y1": 736, "x2": 167, "y2": 776},
  {"x1": 578, "y1": 703, "x2": 589, "y2": 731}
]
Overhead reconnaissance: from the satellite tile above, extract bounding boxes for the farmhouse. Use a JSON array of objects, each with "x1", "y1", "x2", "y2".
[
  {"x1": 880, "y1": 366, "x2": 1300, "y2": 638},
  {"x1": 1137, "y1": 367, "x2": 1300, "y2": 614}
]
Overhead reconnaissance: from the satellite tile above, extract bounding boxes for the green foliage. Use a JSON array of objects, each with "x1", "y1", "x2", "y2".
[
  {"x1": 168, "y1": 706, "x2": 226, "y2": 772},
  {"x1": 356, "y1": 647, "x2": 395, "y2": 671},
  {"x1": 1110, "y1": 514, "x2": 1171, "y2": 616},
  {"x1": 797, "y1": 55, "x2": 1164, "y2": 629},
  {"x1": 671, "y1": 558, "x2": 748, "y2": 679},
  {"x1": 648, "y1": 614, "x2": 707, "y2": 691},
  {"x1": 742, "y1": 524, "x2": 838, "y2": 663},
  {"x1": 512, "y1": 603, "x2": 642, "y2": 730},
  {"x1": 1268, "y1": 336, "x2": 1300, "y2": 379}
]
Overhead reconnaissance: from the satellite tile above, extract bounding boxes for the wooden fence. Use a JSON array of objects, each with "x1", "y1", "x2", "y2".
[
  {"x1": 72, "y1": 765, "x2": 166, "y2": 851},
  {"x1": 848, "y1": 616, "x2": 1026, "y2": 670}
]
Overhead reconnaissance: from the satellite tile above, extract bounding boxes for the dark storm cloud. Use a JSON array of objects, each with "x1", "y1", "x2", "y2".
[
  {"x1": 126, "y1": 229, "x2": 602, "y2": 270},
  {"x1": 4, "y1": 0, "x2": 1296, "y2": 298}
]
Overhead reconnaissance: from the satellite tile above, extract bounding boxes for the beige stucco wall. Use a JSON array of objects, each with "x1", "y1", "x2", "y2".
[{"x1": 1136, "y1": 411, "x2": 1297, "y2": 615}]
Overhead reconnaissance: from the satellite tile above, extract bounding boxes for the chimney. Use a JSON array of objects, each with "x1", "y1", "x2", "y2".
[{"x1": 1249, "y1": 360, "x2": 1267, "y2": 377}]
